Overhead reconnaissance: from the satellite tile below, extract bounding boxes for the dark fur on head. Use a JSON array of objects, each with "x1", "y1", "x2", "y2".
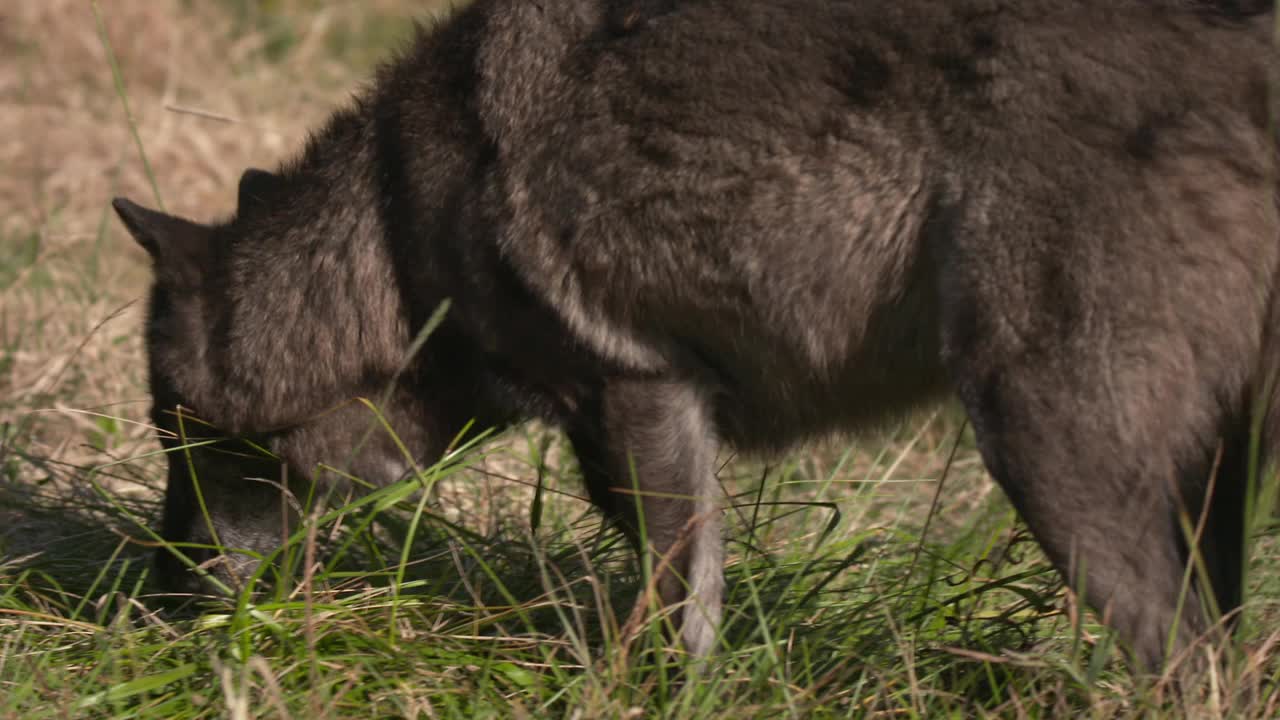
[{"x1": 115, "y1": 0, "x2": 1278, "y2": 674}]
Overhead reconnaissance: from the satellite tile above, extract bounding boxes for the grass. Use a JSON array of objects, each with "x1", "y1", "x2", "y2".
[{"x1": 2, "y1": 1, "x2": 1280, "y2": 717}]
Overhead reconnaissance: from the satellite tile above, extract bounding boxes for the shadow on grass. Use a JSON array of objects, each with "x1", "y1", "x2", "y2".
[{"x1": 0, "y1": 440, "x2": 163, "y2": 619}]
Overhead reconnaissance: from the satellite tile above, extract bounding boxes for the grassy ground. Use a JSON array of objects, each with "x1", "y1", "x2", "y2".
[{"x1": 2, "y1": 2, "x2": 1279, "y2": 717}]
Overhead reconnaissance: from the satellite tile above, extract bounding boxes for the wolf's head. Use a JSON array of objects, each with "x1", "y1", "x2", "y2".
[
  {"x1": 112, "y1": 168, "x2": 453, "y2": 592},
  {"x1": 112, "y1": 169, "x2": 286, "y2": 443},
  {"x1": 112, "y1": 164, "x2": 434, "y2": 440}
]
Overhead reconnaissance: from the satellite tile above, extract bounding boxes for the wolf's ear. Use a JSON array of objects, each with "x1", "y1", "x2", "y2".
[
  {"x1": 237, "y1": 168, "x2": 282, "y2": 211},
  {"x1": 111, "y1": 197, "x2": 212, "y2": 286}
]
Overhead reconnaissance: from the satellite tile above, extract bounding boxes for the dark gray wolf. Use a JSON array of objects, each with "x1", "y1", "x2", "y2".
[{"x1": 112, "y1": 0, "x2": 1278, "y2": 672}]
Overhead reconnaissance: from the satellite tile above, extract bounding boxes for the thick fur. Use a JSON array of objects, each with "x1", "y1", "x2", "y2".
[{"x1": 112, "y1": 0, "x2": 1278, "y2": 671}]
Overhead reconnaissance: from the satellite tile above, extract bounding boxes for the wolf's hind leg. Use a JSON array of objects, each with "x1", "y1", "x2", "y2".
[{"x1": 946, "y1": 329, "x2": 1247, "y2": 672}]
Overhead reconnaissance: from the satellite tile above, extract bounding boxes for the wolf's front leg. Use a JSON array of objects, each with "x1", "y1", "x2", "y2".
[{"x1": 569, "y1": 378, "x2": 724, "y2": 657}]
